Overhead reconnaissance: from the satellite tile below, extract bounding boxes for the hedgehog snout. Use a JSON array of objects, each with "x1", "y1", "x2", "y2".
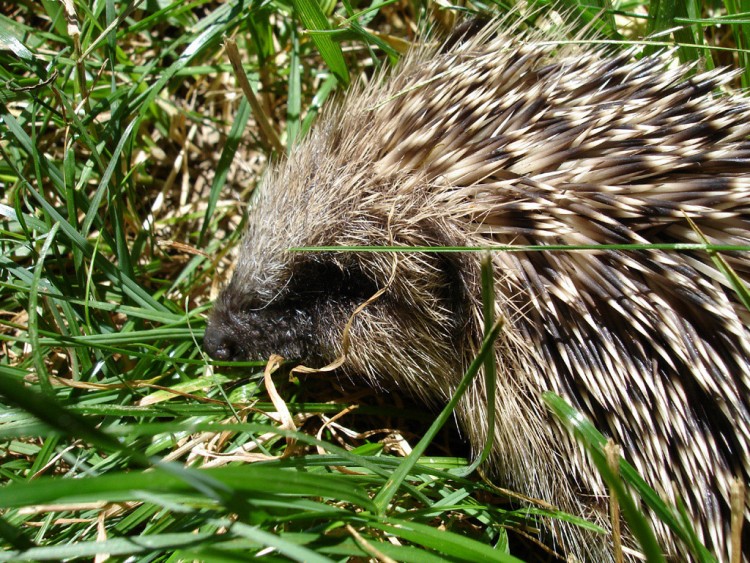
[
  {"x1": 203, "y1": 319, "x2": 240, "y2": 361},
  {"x1": 203, "y1": 297, "x2": 320, "y2": 363},
  {"x1": 203, "y1": 305, "x2": 254, "y2": 362}
]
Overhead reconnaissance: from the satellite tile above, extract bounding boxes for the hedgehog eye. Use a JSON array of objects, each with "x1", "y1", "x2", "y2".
[{"x1": 287, "y1": 260, "x2": 377, "y2": 302}]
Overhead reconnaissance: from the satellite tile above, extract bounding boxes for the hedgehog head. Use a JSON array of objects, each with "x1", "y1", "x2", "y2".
[{"x1": 203, "y1": 133, "x2": 476, "y2": 400}]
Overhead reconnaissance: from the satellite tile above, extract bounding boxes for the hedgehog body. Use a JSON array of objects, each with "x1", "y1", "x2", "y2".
[{"x1": 204, "y1": 21, "x2": 750, "y2": 561}]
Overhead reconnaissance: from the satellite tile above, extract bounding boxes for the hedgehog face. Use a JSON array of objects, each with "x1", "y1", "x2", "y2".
[
  {"x1": 203, "y1": 256, "x2": 379, "y2": 365},
  {"x1": 203, "y1": 130, "x2": 474, "y2": 381},
  {"x1": 203, "y1": 204, "x2": 473, "y2": 401}
]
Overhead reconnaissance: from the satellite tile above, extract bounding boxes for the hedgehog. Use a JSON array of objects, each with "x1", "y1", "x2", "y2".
[{"x1": 203, "y1": 17, "x2": 750, "y2": 561}]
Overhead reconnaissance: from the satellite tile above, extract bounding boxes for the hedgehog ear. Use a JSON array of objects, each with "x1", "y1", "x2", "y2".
[{"x1": 435, "y1": 251, "x2": 473, "y2": 331}]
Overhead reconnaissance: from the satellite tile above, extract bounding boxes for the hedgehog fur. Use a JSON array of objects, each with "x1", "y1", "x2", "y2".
[{"x1": 204, "y1": 17, "x2": 750, "y2": 561}]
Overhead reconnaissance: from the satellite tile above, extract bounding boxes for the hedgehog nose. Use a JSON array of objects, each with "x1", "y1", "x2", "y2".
[{"x1": 203, "y1": 324, "x2": 237, "y2": 361}]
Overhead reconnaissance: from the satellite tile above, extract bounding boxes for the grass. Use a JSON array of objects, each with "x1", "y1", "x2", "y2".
[{"x1": 0, "y1": 0, "x2": 748, "y2": 560}]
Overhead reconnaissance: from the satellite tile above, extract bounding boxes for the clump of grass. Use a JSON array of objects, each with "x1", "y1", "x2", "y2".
[{"x1": 0, "y1": 0, "x2": 747, "y2": 560}]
